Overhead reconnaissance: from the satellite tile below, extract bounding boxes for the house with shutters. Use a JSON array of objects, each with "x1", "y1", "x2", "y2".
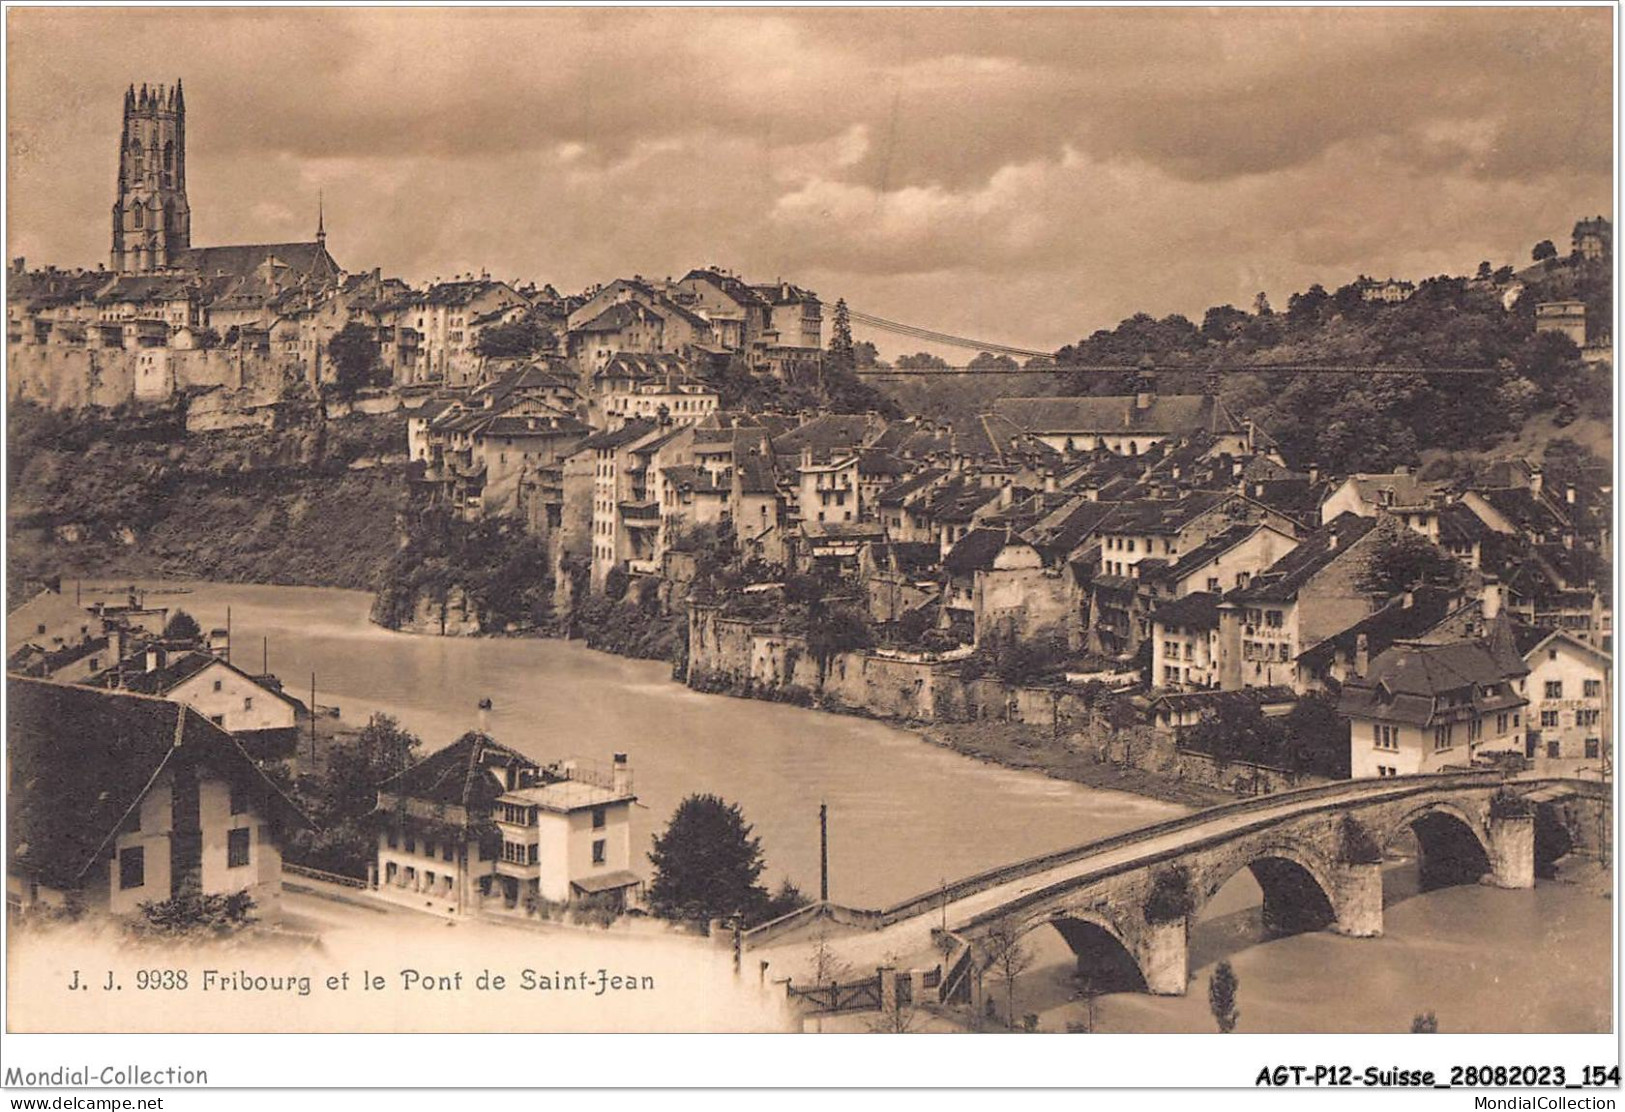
[
  {"x1": 6, "y1": 677, "x2": 309, "y2": 921},
  {"x1": 1216, "y1": 513, "x2": 1383, "y2": 692},
  {"x1": 1337, "y1": 638, "x2": 1528, "y2": 779},
  {"x1": 88, "y1": 647, "x2": 304, "y2": 765},
  {"x1": 1515, "y1": 627, "x2": 1611, "y2": 772},
  {"x1": 371, "y1": 732, "x2": 639, "y2": 917}
]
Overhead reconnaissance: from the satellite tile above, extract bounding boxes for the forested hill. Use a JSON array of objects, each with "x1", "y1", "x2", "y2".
[
  {"x1": 1046, "y1": 250, "x2": 1611, "y2": 475},
  {"x1": 873, "y1": 243, "x2": 1610, "y2": 474}
]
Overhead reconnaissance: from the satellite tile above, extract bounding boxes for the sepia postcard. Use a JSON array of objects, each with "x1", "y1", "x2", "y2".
[{"x1": 2, "y1": 2, "x2": 1617, "y2": 1097}]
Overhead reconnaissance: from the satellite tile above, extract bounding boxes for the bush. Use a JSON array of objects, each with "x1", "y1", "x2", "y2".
[
  {"x1": 133, "y1": 887, "x2": 256, "y2": 937},
  {"x1": 1489, "y1": 790, "x2": 1534, "y2": 820},
  {"x1": 1338, "y1": 815, "x2": 1384, "y2": 865},
  {"x1": 1142, "y1": 866, "x2": 1194, "y2": 924}
]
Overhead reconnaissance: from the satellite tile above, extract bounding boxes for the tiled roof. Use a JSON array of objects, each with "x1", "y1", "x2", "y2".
[
  {"x1": 994, "y1": 394, "x2": 1240, "y2": 436},
  {"x1": 577, "y1": 419, "x2": 659, "y2": 453},
  {"x1": 1149, "y1": 591, "x2": 1220, "y2": 630},
  {"x1": 378, "y1": 731, "x2": 537, "y2": 813},
  {"x1": 1296, "y1": 586, "x2": 1460, "y2": 672},
  {"x1": 876, "y1": 469, "x2": 947, "y2": 508},
  {"x1": 943, "y1": 527, "x2": 1017, "y2": 575},
  {"x1": 1336, "y1": 640, "x2": 1528, "y2": 727},
  {"x1": 173, "y1": 242, "x2": 341, "y2": 282},
  {"x1": 1227, "y1": 513, "x2": 1379, "y2": 604}
]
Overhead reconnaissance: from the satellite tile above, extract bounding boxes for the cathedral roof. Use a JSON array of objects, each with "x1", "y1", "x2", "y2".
[{"x1": 171, "y1": 241, "x2": 341, "y2": 283}]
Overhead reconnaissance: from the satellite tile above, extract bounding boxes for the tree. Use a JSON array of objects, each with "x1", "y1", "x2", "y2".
[
  {"x1": 325, "y1": 714, "x2": 423, "y2": 819},
  {"x1": 1356, "y1": 521, "x2": 1462, "y2": 598},
  {"x1": 968, "y1": 351, "x2": 1019, "y2": 371},
  {"x1": 827, "y1": 299, "x2": 855, "y2": 377},
  {"x1": 805, "y1": 604, "x2": 873, "y2": 683},
  {"x1": 1208, "y1": 960, "x2": 1240, "y2": 1032},
  {"x1": 328, "y1": 321, "x2": 384, "y2": 395},
  {"x1": 1475, "y1": 261, "x2": 1494, "y2": 281},
  {"x1": 895, "y1": 352, "x2": 949, "y2": 370},
  {"x1": 647, "y1": 794, "x2": 769, "y2": 923},
  {"x1": 1410, "y1": 1011, "x2": 1439, "y2": 1033},
  {"x1": 1532, "y1": 239, "x2": 1558, "y2": 263},
  {"x1": 982, "y1": 918, "x2": 1034, "y2": 1029},
  {"x1": 162, "y1": 609, "x2": 202, "y2": 644},
  {"x1": 853, "y1": 340, "x2": 882, "y2": 369},
  {"x1": 474, "y1": 318, "x2": 555, "y2": 359}
]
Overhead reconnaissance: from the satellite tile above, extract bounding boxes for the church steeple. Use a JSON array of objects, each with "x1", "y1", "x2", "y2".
[
  {"x1": 316, "y1": 191, "x2": 326, "y2": 248},
  {"x1": 111, "y1": 79, "x2": 190, "y2": 273}
]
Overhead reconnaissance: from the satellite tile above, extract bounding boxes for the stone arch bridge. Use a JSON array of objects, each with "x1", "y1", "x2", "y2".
[{"x1": 746, "y1": 772, "x2": 1607, "y2": 1009}]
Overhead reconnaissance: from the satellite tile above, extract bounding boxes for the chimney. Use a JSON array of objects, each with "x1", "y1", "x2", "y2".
[
  {"x1": 1327, "y1": 529, "x2": 1339, "y2": 551},
  {"x1": 1308, "y1": 462, "x2": 1321, "y2": 485},
  {"x1": 1393, "y1": 464, "x2": 1409, "y2": 477},
  {"x1": 477, "y1": 697, "x2": 493, "y2": 734},
  {"x1": 1353, "y1": 633, "x2": 1369, "y2": 678},
  {"x1": 999, "y1": 484, "x2": 1014, "y2": 507},
  {"x1": 145, "y1": 647, "x2": 164, "y2": 673},
  {"x1": 1481, "y1": 579, "x2": 1504, "y2": 620},
  {"x1": 1043, "y1": 472, "x2": 1057, "y2": 494},
  {"x1": 1566, "y1": 484, "x2": 1576, "y2": 505},
  {"x1": 613, "y1": 753, "x2": 633, "y2": 796},
  {"x1": 1529, "y1": 466, "x2": 1543, "y2": 498},
  {"x1": 1135, "y1": 389, "x2": 1153, "y2": 411}
]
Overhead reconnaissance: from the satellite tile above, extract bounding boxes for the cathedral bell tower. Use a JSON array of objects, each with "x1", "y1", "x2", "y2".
[{"x1": 111, "y1": 80, "x2": 191, "y2": 274}]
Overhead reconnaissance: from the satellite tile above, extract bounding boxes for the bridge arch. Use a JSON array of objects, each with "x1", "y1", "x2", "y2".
[
  {"x1": 1197, "y1": 842, "x2": 1340, "y2": 937},
  {"x1": 972, "y1": 905, "x2": 1150, "y2": 997},
  {"x1": 1043, "y1": 912, "x2": 1148, "y2": 994},
  {"x1": 1381, "y1": 799, "x2": 1493, "y2": 890}
]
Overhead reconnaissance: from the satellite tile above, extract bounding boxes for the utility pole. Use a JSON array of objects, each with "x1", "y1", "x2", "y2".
[
  {"x1": 225, "y1": 606, "x2": 231, "y2": 664},
  {"x1": 310, "y1": 671, "x2": 317, "y2": 770},
  {"x1": 819, "y1": 802, "x2": 829, "y2": 902},
  {"x1": 262, "y1": 636, "x2": 268, "y2": 676}
]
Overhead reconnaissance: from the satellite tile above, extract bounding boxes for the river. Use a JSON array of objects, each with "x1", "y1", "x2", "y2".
[{"x1": 90, "y1": 581, "x2": 1611, "y2": 1033}]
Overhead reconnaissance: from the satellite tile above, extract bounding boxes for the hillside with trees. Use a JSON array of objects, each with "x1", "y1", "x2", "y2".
[{"x1": 870, "y1": 223, "x2": 1611, "y2": 472}]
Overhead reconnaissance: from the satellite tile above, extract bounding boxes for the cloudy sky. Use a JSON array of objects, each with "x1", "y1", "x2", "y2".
[{"x1": 6, "y1": 7, "x2": 1613, "y2": 357}]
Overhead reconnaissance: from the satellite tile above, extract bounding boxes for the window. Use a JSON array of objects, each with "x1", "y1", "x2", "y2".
[
  {"x1": 1468, "y1": 718, "x2": 1483, "y2": 743},
  {"x1": 1584, "y1": 679, "x2": 1602, "y2": 699},
  {"x1": 243, "y1": 696, "x2": 253, "y2": 712},
  {"x1": 230, "y1": 783, "x2": 248, "y2": 815},
  {"x1": 592, "y1": 839, "x2": 607, "y2": 865},
  {"x1": 1496, "y1": 713, "x2": 1508, "y2": 734},
  {"x1": 1585, "y1": 738, "x2": 1600, "y2": 759},
  {"x1": 1545, "y1": 680, "x2": 1564, "y2": 699},
  {"x1": 387, "y1": 829, "x2": 399, "y2": 850},
  {"x1": 213, "y1": 679, "x2": 223, "y2": 692},
  {"x1": 227, "y1": 828, "x2": 251, "y2": 868},
  {"x1": 1432, "y1": 724, "x2": 1453, "y2": 751},
  {"x1": 592, "y1": 807, "x2": 606, "y2": 830},
  {"x1": 405, "y1": 835, "x2": 416, "y2": 854},
  {"x1": 528, "y1": 844, "x2": 539, "y2": 865},
  {"x1": 1578, "y1": 709, "x2": 1601, "y2": 727},
  {"x1": 442, "y1": 843, "x2": 454, "y2": 862},
  {"x1": 1547, "y1": 740, "x2": 1561, "y2": 759},
  {"x1": 1541, "y1": 710, "x2": 1560, "y2": 728},
  {"x1": 1265, "y1": 610, "x2": 1283, "y2": 628},
  {"x1": 209, "y1": 714, "x2": 225, "y2": 727},
  {"x1": 424, "y1": 840, "x2": 436, "y2": 859},
  {"x1": 119, "y1": 847, "x2": 145, "y2": 890},
  {"x1": 1207, "y1": 577, "x2": 1220, "y2": 593}
]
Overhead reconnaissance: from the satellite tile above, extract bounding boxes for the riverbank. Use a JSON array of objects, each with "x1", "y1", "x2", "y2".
[{"x1": 919, "y1": 720, "x2": 1232, "y2": 809}]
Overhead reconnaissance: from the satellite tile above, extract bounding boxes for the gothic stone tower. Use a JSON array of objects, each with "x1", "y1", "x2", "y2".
[{"x1": 111, "y1": 81, "x2": 191, "y2": 273}]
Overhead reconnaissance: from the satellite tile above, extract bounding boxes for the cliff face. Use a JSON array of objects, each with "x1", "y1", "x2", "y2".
[{"x1": 7, "y1": 403, "x2": 408, "y2": 591}]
